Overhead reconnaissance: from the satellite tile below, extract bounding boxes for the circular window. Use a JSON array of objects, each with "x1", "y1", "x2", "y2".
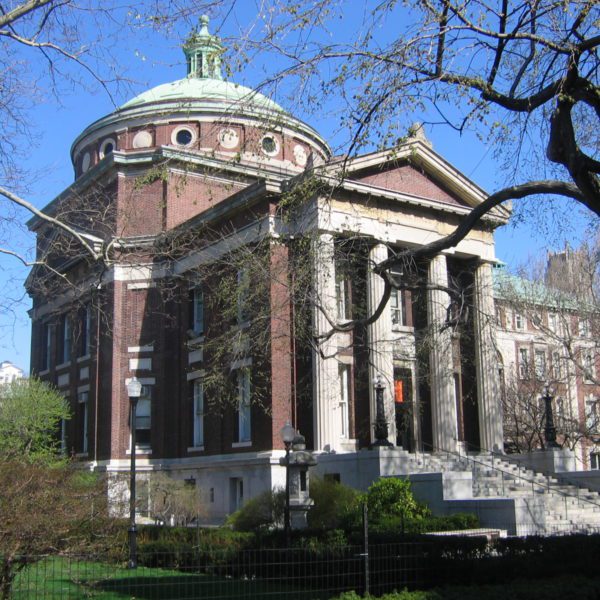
[
  {"x1": 219, "y1": 128, "x2": 239, "y2": 150},
  {"x1": 261, "y1": 135, "x2": 279, "y2": 156},
  {"x1": 99, "y1": 138, "x2": 116, "y2": 159},
  {"x1": 176, "y1": 129, "x2": 193, "y2": 145},
  {"x1": 81, "y1": 152, "x2": 91, "y2": 173},
  {"x1": 171, "y1": 126, "x2": 196, "y2": 147},
  {"x1": 133, "y1": 130, "x2": 153, "y2": 149}
]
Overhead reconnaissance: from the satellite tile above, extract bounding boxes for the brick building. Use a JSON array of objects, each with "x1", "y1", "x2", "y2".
[
  {"x1": 32, "y1": 18, "x2": 591, "y2": 524},
  {"x1": 494, "y1": 262, "x2": 600, "y2": 469}
]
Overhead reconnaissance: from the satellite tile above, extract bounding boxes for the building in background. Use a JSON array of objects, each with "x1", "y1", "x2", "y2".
[
  {"x1": 0, "y1": 361, "x2": 24, "y2": 384},
  {"x1": 495, "y1": 262, "x2": 600, "y2": 469}
]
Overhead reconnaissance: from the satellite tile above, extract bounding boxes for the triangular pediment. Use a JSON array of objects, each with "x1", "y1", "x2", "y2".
[
  {"x1": 349, "y1": 160, "x2": 469, "y2": 208},
  {"x1": 320, "y1": 140, "x2": 510, "y2": 222}
]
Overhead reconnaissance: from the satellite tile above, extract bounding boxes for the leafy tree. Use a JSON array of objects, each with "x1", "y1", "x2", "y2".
[
  {"x1": 0, "y1": 378, "x2": 114, "y2": 598},
  {"x1": 0, "y1": 377, "x2": 70, "y2": 464},
  {"x1": 0, "y1": 461, "x2": 114, "y2": 599}
]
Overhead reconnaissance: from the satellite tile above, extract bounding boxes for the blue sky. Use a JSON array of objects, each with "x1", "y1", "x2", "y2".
[{"x1": 1, "y1": 2, "x2": 595, "y2": 373}]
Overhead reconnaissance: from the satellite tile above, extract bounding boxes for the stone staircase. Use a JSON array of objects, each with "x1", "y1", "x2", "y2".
[{"x1": 407, "y1": 451, "x2": 600, "y2": 534}]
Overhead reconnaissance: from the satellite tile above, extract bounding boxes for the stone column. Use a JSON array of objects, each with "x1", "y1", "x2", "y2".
[
  {"x1": 473, "y1": 261, "x2": 503, "y2": 452},
  {"x1": 311, "y1": 234, "x2": 339, "y2": 451},
  {"x1": 427, "y1": 254, "x2": 458, "y2": 453},
  {"x1": 367, "y1": 244, "x2": 395, "y2": 444}
]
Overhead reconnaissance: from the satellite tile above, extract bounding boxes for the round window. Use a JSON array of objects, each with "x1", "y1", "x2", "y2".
[
  {"x1": 261, "y1": 135, "x2": 279, "y2": 156},
  {"x1": 81, "y1": 152, "x2": 91, "y2": 173},
  {"x1": 176, "y1": 128, "x2": 193, "y2": 146},
  {"x1": 99, "y1": 138, "x2": 116, "y2": 159}
]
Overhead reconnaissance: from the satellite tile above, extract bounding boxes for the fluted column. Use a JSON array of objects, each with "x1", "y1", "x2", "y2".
[
  {"x1": 427, "y1": 254, "x2": 457, "y2": 453},
  {"x1": 367, "y1": 244, "x2": 395, "y2": 444},
  {"x1": 311, "y1": 234, "x2": 339, "y2": 451},
  {"x1": 473, "y1": 261, "x2": 503, "y2": 452}
]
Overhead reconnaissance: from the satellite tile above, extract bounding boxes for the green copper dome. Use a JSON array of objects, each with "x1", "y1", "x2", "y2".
[
  {"x1": 121, "y1": 15, "x2": 283, "y2": 114},
  {"x1": 71, "y1": 16, "x2": 331, "y2": 166},
  {"x1": 120, "y1": 77, "x2": 284, "y2": 113}
]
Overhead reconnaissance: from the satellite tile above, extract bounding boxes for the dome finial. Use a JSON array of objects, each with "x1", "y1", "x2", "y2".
[{"x1": 183, "y1": 15, "x2": 224, "y2": 80}]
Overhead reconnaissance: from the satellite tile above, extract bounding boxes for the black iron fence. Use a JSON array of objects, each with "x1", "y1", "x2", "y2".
[
  {"x1": 9, "y1": 542, "x2": 426, "y2": 599},
  {"x1": 9, "y1": 529, "x2": 600, "y2": 599}
]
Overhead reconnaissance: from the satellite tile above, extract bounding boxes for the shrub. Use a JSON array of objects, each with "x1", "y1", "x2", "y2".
[
  {"x1": 366, "y1": 478, "x2": 430, "y2": 523},
  {"x1": 226, "y1": 488, "x2": 285, "y2": 532},
  {"x1": 307, "y1": 476, "x2": 361, "y2": 530}
]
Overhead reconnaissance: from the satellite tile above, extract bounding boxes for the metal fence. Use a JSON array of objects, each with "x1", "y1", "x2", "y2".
[
  {"x1": 9, "y1": 527, "x2": 600, "y2": 599},
  {"x1": 9, "y1": 542, "x2": 427, "y2": 599}
]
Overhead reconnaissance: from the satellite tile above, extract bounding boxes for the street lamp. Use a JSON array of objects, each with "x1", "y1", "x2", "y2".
[
  {"x1": 372, "y1": 374, "x2": 393, "y2": 447},
  {"x1": 281, "y1": 421, "x2": 296, "y2": 547},
  {"x1": 126, "y1": 376, "x2": 142, "y2": 569},
  {"x1": 543, "y1": 383, "x2": 560, "y2": 449}
]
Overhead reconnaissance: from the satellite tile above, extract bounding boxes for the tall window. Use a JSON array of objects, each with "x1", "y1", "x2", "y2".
[
  {"x1": 338, "y1": 363, "x2": 350, "y2": 438},
  {"x1": 190, "y1": 287, "x2": 204, "y2": 336},
  {"x1": 591, "y1": 452, "x2": 600, "y2": 470},
  {"x1": 335, "y1": 274, "x2": 351, "y2": 321},
  {"x1": 390, "y1": 270, "x2": 406, "y2": 327},
  {"x1": 41, "y1": 322, "x2": 52, "y2": 371},
  {"x1": 586, "y1": 395, "x2": 599, "y2": 432},
  {"x1": 548, "y1": 312, "x2": 558, "y2": 333},
  {"x1": 515, "y1": 313, "x2": 525, "y2": 331},
  {"x1": 534, "y1": 350, "x2": 546, "y2": 380},
  {"x1": 80, "y1": 304, "x2": 92, "y2": 357},
  {"x1": 583, "y1": 352, "x2": 596, "y2": 384},
  {"x1": 518, "y1": 348, "x2": 529, "y2": 379},
  {"x1": 552, "y1": 351, "x2": 562, "y2": 379},
  {"x1": 579, "y1": 318, "x2": 591, "y2": 338},
  {"x1": 237, "y1": 370, "x2": 251, "y2": 443},
  {"x1": 134, "y1": 385, "x2": 152, "y2": 448},
  {"x1": 78, "y1": 391, "x2": 89, "y2": 454},
  {"x1": 237, "y1": 268, "x2": 250, "y2": 324},
  {"x1": 61, "y1": 315, "x2": 71, "y2": 364},
  {"x1": 193, "y1": 380, "x2": 204, "y2": 447}
]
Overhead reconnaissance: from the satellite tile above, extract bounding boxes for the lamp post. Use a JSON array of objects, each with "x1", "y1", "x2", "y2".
[
  {"x1": 372, "y1": 374, "x2": 393, "y2": 447},
  {"x1": 281, "y1": 421, "x2": 296, "y2": 548},
  {"x1": 126, "y1": 377, "x2": 142, "y2": 569},
  {"x1": 543, "y1": 383, "x2": 560, "y2": 449}
]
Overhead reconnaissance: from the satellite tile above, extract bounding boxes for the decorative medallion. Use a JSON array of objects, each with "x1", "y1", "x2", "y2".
[
  {"x1": 293, "y1": 144, "x2": 308, "y2": 166},
  {"x1": 218, "y1": 128, "x2": 239, "y2": 150},
  {"x1": 133, "y1": 130, "x2": 153, "y2": 149}
]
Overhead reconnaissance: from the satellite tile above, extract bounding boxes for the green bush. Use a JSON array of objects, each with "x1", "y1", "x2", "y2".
[
  {"x1": 366, "y1": 478, "x2": 431, "y2": 523},
  {"x1": 329, "y1": 575, "x2": 600, "y2": 599},
  {"x1": 307, "y1": 476, "x2": 362, "y2": 530},
  {"x1": 226, "y1": 489, "x2": 285, "y2": 532},
  {"x1": 329, "y1": 589, "x2": 440, "y2": 599}
]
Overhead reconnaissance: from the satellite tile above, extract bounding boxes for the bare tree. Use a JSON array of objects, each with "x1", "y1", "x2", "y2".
[{"x1": 226, "y1": 0, "x2": 598, "y2": 258}]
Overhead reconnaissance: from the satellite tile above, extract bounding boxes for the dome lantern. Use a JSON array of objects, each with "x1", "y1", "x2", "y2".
[{"x1": 183, "y1": 15, "x2": 223, "y2": 80}]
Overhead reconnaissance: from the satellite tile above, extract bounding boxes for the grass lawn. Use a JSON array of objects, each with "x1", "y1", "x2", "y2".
[{"x1": 10, "y1": 556, "x2": 340, "y2": 599}]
